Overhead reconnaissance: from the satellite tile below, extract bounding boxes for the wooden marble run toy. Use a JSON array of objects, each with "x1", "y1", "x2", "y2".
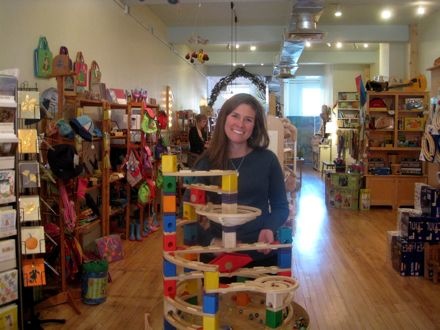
[{"x1": 157, "y1": 154, "x2": 308, "y2": 329}]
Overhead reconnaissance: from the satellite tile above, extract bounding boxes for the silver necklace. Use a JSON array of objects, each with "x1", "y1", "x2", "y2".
[{"x1": 230, "y1": 156, "x2": 246, "y2": 176}]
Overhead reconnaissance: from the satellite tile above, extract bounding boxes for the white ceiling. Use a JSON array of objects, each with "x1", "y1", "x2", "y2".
[{"x1": 122, "y1": 0, "x2": 440, "y2": 70}]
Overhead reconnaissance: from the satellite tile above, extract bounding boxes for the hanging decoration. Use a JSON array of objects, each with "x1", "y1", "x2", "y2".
[
  {"x1": 208, "y1": 67, "x2": 266, "y2": 107},
  {"x1": 185, "y1": 1, "x2": 210, "y2": 64},
  {"x1": 185, "y1": 49, "x2": 209, "y2": 64}
]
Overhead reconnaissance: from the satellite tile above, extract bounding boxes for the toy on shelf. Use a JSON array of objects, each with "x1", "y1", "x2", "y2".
[{"x1": 151, "y1": 154, "x2": 309, "y2": 330}]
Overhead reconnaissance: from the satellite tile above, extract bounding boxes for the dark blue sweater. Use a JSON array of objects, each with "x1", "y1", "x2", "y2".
[{"x1": 192, "y1": 148, "x2": 289, "y2": 244}]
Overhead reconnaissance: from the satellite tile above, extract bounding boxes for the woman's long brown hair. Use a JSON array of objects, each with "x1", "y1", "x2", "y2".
[{"x1": 199, "y1": 93, "x2": 269, "y2": 169}]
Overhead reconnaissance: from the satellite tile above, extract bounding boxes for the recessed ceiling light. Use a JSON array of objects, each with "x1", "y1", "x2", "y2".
[
  {"x1": 381, "y1": 9, "x2": 392, "y2": 20},
  {"x1": 417, "y1": 6, "x2": 426, "y2": 16},
  {"x1": 336, "y1": 42, "x2": 342, "y2": 48},
  {"x1": 235, "y1": 44, "x2": 240, "y2": 49},
  {"x1": 334, "y1": 10, "x2": 342, "y2": 17},
  {"x1": 326, "y1": 42, "x2": 332, "y2": 47},
  {"x1": 305, "y1": 41, "x2": 311, "y2": 48},
  {"x1": 260, "y1": 63, "x2": 264, "y2": 66},
  {"x1": 250, "y1": 45, "x2": 256, "y2": 51},
  {"x1": 363, "y1": 43, "x2": 369, "y2": 48}
]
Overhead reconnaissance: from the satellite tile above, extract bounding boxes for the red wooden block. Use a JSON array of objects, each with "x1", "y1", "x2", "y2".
[{"x1": 209, "y1": 253, "x2": 252, "y2": 272}]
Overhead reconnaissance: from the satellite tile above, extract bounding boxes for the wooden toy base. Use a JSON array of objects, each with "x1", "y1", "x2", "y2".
[{"x1": 158, "y1": 291, "x2": 309, "y2": 329}]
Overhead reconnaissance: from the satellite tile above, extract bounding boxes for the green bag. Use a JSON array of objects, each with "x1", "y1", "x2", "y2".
[{"x1": 34, "y1": 36, "x2": 53, "y2": 78}]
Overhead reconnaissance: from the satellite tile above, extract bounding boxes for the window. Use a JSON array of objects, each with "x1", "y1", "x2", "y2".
[{"x1": 284, "y1": 76, "x2": 323, "y2": 117}]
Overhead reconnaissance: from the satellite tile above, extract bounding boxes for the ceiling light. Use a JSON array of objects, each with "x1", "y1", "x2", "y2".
[
  {"x1": 261, "y1": 63, "x2": 264, "y2": 66},
  {"x1": 326, "y1": 42, "x2": 332, "y2": 47},
  {"x1": 363, "y1": 43, "x2": 369, "y2": 48},
  {"x1": 250, "y1": 45, "x2": 256, "y2": 51},
  {"x1": 235, "y1": 44, "x2": 240, "y2": 49},
  {"x1": 381, "y1": 9, "x2": 392, "y2": 20},
  {"x1": 305, "y1": 41, "x2": 312, "y2": 48},
  {"x1": 334, "y1": 8, "x2": 342, "y2": 17},
  {"x1": 417, "y1": 6, "x2": 426, "y2": 16},
  {"x1": 336, "y1": 42, "x2": 342, "y2": 48}
]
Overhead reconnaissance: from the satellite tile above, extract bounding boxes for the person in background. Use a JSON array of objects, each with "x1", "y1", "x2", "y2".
[
  {"x1": 191, "y1": 93, "x2": 289, "y2": 266},
  {"x1": 188, "y1": 113, "x2": 209, "y2": 154}
]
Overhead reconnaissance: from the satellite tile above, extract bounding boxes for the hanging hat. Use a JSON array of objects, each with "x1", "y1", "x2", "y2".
[
  {"x1": 70, "y1": 115, "x2": 101, "y2": 141},
  {"x1": 47, "y1": 144, "x2": 83, "y2": 180},
  {"x1": 56, "y1": 119, "x2": 75, "y2": 139},
  {"x1": 137, "y1": 181, "x2": 150, "y2": 205},
  {"x1": 157, "y1": 110, "x2": 168, "y2": 129},
  {"x1": 369, "y1": 98, "x2": 387, "y2": 109}
]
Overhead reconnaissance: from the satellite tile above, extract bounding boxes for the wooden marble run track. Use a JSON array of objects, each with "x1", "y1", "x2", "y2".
[{"x1": 157, "y1": 156, "x2": 309, "y2": 329}]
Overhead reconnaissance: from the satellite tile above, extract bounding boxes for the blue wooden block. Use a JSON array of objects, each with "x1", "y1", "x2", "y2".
[
  {"x1": 277, "y1": 248, "x2": 292, "y2": 268},
  {"x1": 203, "y1": 293, "x2": 219, "y2": 314},
  {"x1": 163, "y1": 260, "x2": 177, "y2": 277},
  {"x1": 163, "y1": 214, "x2": 177, "y2": 233},
  {"x1": 277, "y1": 226, "x2": 292, "y2": 244},
  {"x1": 184, "y1": 223, "x2": 198, "y2": 245},
  {"x1": 164, "y1": 319, "x2": 176, "y2": 330}
]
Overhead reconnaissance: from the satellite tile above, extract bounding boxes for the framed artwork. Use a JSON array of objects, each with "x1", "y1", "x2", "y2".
[
  {"x1": 0, "y1": 170, "x2": 15, "y2": 204},
  {"x1": 19, "y1": 195, "x2": 40, "y2": 222},
  {"x1": 0, "y1": 208, "x2": 16, "y2": 238},
  {"x1": 0, "y1": 269, "x2": 18, "y2": 305},
  {"x1": 18, "y1": 129, "x2": 39, "y2": 154},
  {"x1": 21, "y1": 226, "x2": 45, "y2": 255},
  {"x1": 22, "y1": 258, "x2": 46, "y2": 287},
  {"x1": 17, "y1": 91, "x2": 40, "y2": 119},
  {"x1": 18, "y1": 161, "x2": 40, "y2": 188}
]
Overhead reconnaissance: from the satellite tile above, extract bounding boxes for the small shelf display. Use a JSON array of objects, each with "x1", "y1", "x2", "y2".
[{"x1": 337, "y1": 92, "x2": 360, "y2": 129}]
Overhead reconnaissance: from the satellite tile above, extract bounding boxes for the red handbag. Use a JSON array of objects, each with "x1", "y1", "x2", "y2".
[{"x1": 74, "y1": 51, "x2": 88, "y2": 87}]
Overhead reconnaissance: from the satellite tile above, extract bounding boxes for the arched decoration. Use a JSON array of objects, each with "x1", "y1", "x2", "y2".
[{"x1": 208, "y1": 67, "x2": 266, "y2": 107}]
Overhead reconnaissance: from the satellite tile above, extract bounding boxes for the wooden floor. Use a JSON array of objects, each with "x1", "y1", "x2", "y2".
[{"x1": 38, "y1": 165, "x2": 440, "y2": 329}]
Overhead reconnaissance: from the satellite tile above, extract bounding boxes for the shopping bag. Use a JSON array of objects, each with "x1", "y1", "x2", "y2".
[
  {"x1": 34, "y1": 36, "x2": 53, "y2": 78},
  {"x1": 52, "y1": 46, "x2": 72, "y2": 76},
  {"x1": 74, "y1": 51, "x2": 88, "y2": 87},
  {"x1": 89, "y1": 60, "x2": 101, "y2": 87}
]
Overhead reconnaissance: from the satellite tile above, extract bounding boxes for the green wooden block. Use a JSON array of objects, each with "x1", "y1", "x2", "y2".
[
  {"x1": 163, "y1": 176, "x2": 176, "y2": 193},
  {"x1": 265, "y1": 309, "x2": 283, "y2": 328}
]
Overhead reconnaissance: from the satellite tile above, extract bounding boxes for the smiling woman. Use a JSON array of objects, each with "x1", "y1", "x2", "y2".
[{"x1": 189, "y1": 93, "x2": 289, "y2": 266}]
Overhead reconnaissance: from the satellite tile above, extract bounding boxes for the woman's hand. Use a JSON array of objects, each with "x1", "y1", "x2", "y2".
[{"x1": 257, "y1": 229, "x2": 274, "y2": 254}]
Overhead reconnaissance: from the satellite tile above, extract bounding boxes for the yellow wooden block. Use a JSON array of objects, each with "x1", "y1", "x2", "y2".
[
  {"x1": 221, "y1": 174, "x2": 238, "y2": 192},
  {"x1": 163, "y1": 195, "x2": 176, "y2": 213},
  {"x1": 203, "y1": 315, "x2": 219, "y2": 330},
  {"x1": 204, "y1": 271, "x2": 219, "y2": 290},
  {"x1": 162, "y1": 154, "x2": 177, "y2": 173},
  {"x1": 185, "y1": 279, "x2": 199, "y2": 295},
  {"x1": 183, "y1": 203, "x2": 196, "y2": 220}
]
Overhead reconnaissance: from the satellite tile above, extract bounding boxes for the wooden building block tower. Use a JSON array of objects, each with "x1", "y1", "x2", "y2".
[{"x1": 158, "y1": 153, "x2": 306, "y2": 329}]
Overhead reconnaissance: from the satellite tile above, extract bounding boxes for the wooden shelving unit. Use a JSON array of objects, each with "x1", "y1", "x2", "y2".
[{"x1": 364, "y1": 90, "x2": 429, "y2": 208}]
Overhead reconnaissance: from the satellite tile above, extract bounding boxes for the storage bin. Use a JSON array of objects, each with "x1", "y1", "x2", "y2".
[{"x1": 81, "y1": 259, "x2": 108, "y2": 305}]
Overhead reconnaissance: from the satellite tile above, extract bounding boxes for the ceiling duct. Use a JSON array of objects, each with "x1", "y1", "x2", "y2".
[{"x1": 286, "y1": 0, "x2": 325, "y2": 42}]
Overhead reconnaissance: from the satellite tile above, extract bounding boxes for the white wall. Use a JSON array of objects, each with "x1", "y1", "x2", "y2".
[
  {"x1": 419, "y1": 9, "x2": 440, "y2": 89},
  {"x1": 0, "y1": 0, "x2": 207, "y2": 111}
]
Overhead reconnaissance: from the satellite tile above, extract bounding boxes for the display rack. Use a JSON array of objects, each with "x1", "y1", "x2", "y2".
[
  {"x1": 0, "y1": 74, "x2": 21, "y2": 329},
  {"x1": 364, "y1": 90, "x2": 429, "y2": 209},
  {"x1": 337, "y1": 91, "x2": 360, "y2": 129}
]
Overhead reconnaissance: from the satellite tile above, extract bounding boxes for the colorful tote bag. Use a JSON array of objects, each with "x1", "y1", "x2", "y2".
[
  {"x1": 74, "y1": 51, "x2": 88, "y2": 87},
  {"x1": 89, "y1": 60, "x2": 102, "y2": 87},
  {"x1": 34, "y1": 36, "x2": 53, "y2": 78},
  {"x1": 52, "y1": 46, "x2": 72, "y2": 76}
]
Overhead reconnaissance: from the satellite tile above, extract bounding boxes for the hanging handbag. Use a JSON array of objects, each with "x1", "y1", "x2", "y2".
[
  {"x1": 34, "y1": 36, "x2": 53, "y2": 78},
  {"x1": 126, "y1": 149, "x2": 142, "y2": 187},
  {"x1": 52, "y1": 46, "x2": 72, "y2": 76},
  {"x1": 89, "y1": 60, "x2": 102, "y2": 87},
  {"x1": 74, "y1": 51, "x2": 88, "y2": 87}
]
